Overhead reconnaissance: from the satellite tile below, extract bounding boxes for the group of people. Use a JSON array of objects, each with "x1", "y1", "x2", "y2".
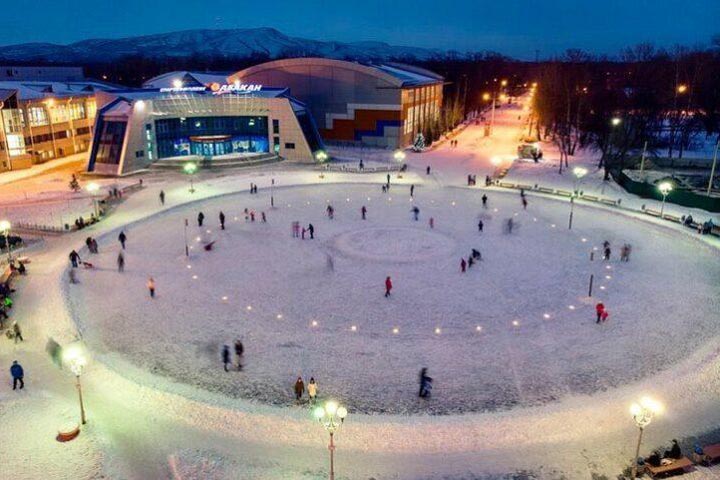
[
  {"x1": 460, "y1": 249, "x2": 482, "y2": 272},
  {"x1": 293, "y1": 376, "x2": 318, "y2": 403},
  {"x1": 249, "y1": 183, "x2": 259, "y2": 194},
  {"x1": 467, "y1": 174, "x2": 478, "y2": 186},
  {"x1": 291, "y1": 221, "x2": 315, "y2": 240},
  {"x1": 682, "y1": 214, "x2": 716, "y2": 235},
  {"x1": 448, "y1": 139, "x2": 459, "y2": 148},
  {"x1": 84, "y1": 236, "x2": 99, "y2": 254},
  {"x1": 221, "y1": 340, "x2": 245, "y2": 372},
  {"x1": 644, "y1": 439, "x2": 682, "y2": 467}
]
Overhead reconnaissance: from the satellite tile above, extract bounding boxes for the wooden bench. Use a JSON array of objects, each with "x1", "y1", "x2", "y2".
[
  {"x1": 694, "y1": 444, "x2": 720, "y2": 465},
  {"x1": 555, "y1": 189, "x2": 573, "y2": 197},
  {"x1": 581, "y1": 194, "x2": 599, "y2": 202},
  {"x1": 537, "y1": 187, "x2": 555, "y2": 194},
  {"x1": 645, "y1": 457, "x2": 693, "y2": 478},
  {"x1": 662, "y1": 214, "x2": 682, "y2": 223},
  {"x1": 599, "y1": 198, "x2": 618, "y2": 206}
]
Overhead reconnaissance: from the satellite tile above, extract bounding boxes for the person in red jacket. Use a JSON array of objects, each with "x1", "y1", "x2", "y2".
[
  {"x1": 600, "y1": 309, "x2": 609, "y2": 323},
  {"x1": 385, "y1": 276, "x2": 393, "y2": 297},
  {"x1": 595, "y1": 302, "x2": 605, "y2": 324}
]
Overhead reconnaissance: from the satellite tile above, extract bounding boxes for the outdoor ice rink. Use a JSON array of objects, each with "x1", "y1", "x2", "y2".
[{"x1": 68, "y1": 184, "x2": 720, "y2": 415}]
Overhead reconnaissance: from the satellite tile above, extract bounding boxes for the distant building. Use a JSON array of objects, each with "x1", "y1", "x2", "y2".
[
  {"x1": 229, "y1": 58, "x2": 444, "y2": 149},
  {"x1": 87, "y1": 85, "x2": 324, "y2": 176},
  {"x1": 0, "y1": 69, "x2": 116, "y2": 173},
  {"x1": 142, "y1": 71, "x2": 234, "y2": 90},
  {"x1": 0, "y1": 65, "x2": 86, "y2": 82}
]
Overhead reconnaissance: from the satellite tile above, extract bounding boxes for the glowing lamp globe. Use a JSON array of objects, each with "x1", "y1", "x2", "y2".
[
  {"x1": 336, "y1": 407, "x2": 348, "y2": 420},
  {"x1": 313, "y1": 406, "x2": 325, "y2": 420},
  {"x1": 324, "y1": 401, "x2": 338, "y2": 416}
]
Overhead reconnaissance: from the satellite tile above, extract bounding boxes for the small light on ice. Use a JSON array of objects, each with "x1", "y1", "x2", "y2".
[
  {"x1": 551, "y1": 224, "x2": 556, "y2": 228},
  {"x1": 192, "y1": 275, "x2": 198, "y2": 279},
  {"x1": 196, "y1": 236, "x2": 201, "y2": 242},
  {"x1": 600, "y1": 286, "x2": 606, "y2": 290},
  {"x1": 512, "y1": 320, "x2": 520, "y2": 327},
  {"x1": 476, "y1": 325, "x2": 483, "y2": 332},
  {"x1": 605, "y1": 275, "x2": 612, "y2": 280},
  {"x1": 221, "y1": 296, "x2": 228, "y2": 301},
  {"x1": 533, "y1": 217, "x2": 537, "y2": 222},
  {"x1": 311, "y1": 320, "x2": 318, "y2": 327},
  {"x1": 451, "y1": 201, "x2": 456, "y2": 206},
  {"x1": 581, "y1": 238, "x2": 587, "y2": 242},
  {"x1": 543, "y1": 313, "x2": 551, "y2": 319},
  {"x1": 392, "y1": 327, "x2": 399, "y2": 334},
  {"x1": 350, "y1": 325, "x2": 357, "y2": 332},
  {"x1": 246, "y1": 305, "x2": 252, "y2": 311},
  {"x1": 434, "y1": 327, "x2": 441, "y2": 334},
  {"x1": 186, "y1": 265, "x2": 192, "y2": 269},
  {"x1": 206, "y1": 229, "x2": 211, "y2": 234},
  {"x1": 568, "y1": 305, "x2": 576, "y2": 310},
  {"x1": 493, "y1": 208, "x2": 498, "y2": 212},
  {"x1": 606, "y1": 265, "x2": 612, "y2": 270},
  {"x1": 276, "y1": 314, "x2": 283, "y2": 319}
]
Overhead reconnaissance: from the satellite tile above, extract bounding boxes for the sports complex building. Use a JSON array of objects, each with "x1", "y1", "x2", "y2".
[
  {"x1": 230, "y1": 58, "x2": 444, "y2": 149},
  {"x1": 0, "y1": 66, "x2": 113, "y2": 173},
  {"x1": 87, "y1": 59, "x2": 444, "y2": 175}
]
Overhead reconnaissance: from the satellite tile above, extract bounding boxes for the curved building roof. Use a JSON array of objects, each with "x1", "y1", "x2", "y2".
[{"x1": 230, "y1": 58, "x2": 443, "y2": 88}]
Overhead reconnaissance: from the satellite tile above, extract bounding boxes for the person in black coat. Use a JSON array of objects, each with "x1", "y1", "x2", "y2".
[
  {"x1": 118, "y1": 231, "x2": 127, "y2": 249},
  {"x1": 198, "y1": 212, "x2": 205, "y2": 227}
]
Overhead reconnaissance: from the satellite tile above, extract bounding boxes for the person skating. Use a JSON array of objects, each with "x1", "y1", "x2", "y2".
[
  {"x1": 468, "y1": 256, "x2": 475, "y2": 268},
  {"x1": 429, "y1": 217, "x2": 434, "y2": 229},
  {"x1": 219, "y1": 211, "x2": 226, "y2": 230},
  {"x1": 294, "y1": 376, "x2": 305, "y2": 401},
  {"x1": 222, "y1": 345, "x2": 231, "y2": 372},
  {"x1": 147, "y1": 277, "x2": 156, "y2": 298},
  {"x1": 197, "y1": 212, "x2": 205, "y2": 227},
  {"x1": 471, "y1": 249, "x2": 481, "y2": 260},
  {"x1": 261, "y1": 212, "x2": 267, "y2": 223},
  {"x1": 410, "y1": 184, "x2": 415, "y2": 197},
  {"x1": 12, "y1": 322, "x2": 23, "y2": 343},
  {"x1": 478, "y1": 220, "x2": 484, "y2": 232},
  {"x1": 426, "y1": 165, "x2": 431, "y2": 175},
  {"x1": 69, "y1": 250, "x2": 81, "y2": 268},
  {"x1": 90, "y1": 239, "x2": 98, "y2": 254},
  {"x1": 301, "y1": 227, "x2": 306, "y2": 240},
  {"x1": 307, "y1": 377, "x2": 317, "y2": 404},
  {"x1": 482, "y1": 194, "x2": 488, "y2": 208},
  {"x1": 361, "y1": 206, "x2": 367, "y2": 220},
  {"x1": 234, "y1": 339, "x2": 244, "y2": 370},
  {"x1": 386, "y1": 173, "x2": 391, "y2": 186},
  {"x1": 307, "y1": 223, "x2": 315, "y2": 239},
  {"x1": 603, "y1": 246, "x2": 611, "y2": 261},
  {"x1": 522, "y1": 197, "x2": 528, "y2": 210},
  {"x1": 10, "y1": 360, "x2": 24, "y2": 390},
  {"x1": 117, "y1": 252, "x2": 125, "y2": 272},
  {"x1": 385, "y1": 276, "x2": 393, "y2": 297},
  {"x1": 118, "y1": 231, "x2": 127, "y2": 249},
  {"x1": 159, "y1": 190, "x2": 165, "y2": 205},
  {"x1": 460, "y1": 258, "x2": 467, "y2": 272},
  {"x1": 418, "y1": 368, "x2": 432, "y2": 398},
  {"x1": 326, "y1": 205, "x2": 334, "y2": 220},
  {"x1": 411, "y1": 206, "x2": 420, "y2": 221},
  {"x1": 595, "y1": 302, "x2": 605, "y2": 324},
  {"x1": 250, "y1": 211, "x2": 255, "y2": 222}
]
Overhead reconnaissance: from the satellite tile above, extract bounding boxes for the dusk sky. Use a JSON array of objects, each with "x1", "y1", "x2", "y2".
[{"x1": 3, "y1": 0, "x2": 719, "y2": 59}]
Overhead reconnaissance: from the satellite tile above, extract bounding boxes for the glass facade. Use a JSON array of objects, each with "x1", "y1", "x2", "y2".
[
  {"x1": 94, "y1": 121, "x2": 127, "y2": 166},
  {"x1": 155, "y1": 116, "x2": 269, "y2": 159}
]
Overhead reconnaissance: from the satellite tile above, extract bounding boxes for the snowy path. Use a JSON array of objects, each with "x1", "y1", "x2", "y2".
[{"x1": 2, "y1": 101, "x2": 720, "y2": 479}]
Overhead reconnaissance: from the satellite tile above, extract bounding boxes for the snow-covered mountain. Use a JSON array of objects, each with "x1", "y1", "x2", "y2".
[{"x1": 0, "y1": 28, "x2": 441, "y2": 63}]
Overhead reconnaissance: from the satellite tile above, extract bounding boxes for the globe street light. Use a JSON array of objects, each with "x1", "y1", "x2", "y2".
[
  {"x1": 0, "y1": 220, "x2": 12, "y2": 264},
  {"x1": 314, "y1": 400, "x2": 348, "y2": 480},
  {"x1": 63, "y1": 343, "x2": 88, "y2": 425},
  {"x1": 657, "y1": 181, "x2": 673, "y2": 217},
  {"x1": 86, "y1": 182, "x2": 101, "y2": 218},
  {"x1": 183, "y1": 162, "x2": 198, "y2": 193},
  {"x1": 630, "y1": 397, "x2": 663, "y2": 479},
  {"x1": 569, "y1": 167, "x2": 588, "y2": 230},
  {"x1": 315, "y1": 151, "x2": 329, "y2": 163},
  {"x1": 611, "y1": 117, "x2": 622, "y2": 126}
]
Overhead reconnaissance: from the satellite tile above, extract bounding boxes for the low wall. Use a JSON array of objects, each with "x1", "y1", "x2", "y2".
[{"x1": 614, "y1": 170, "x2": 720, "y2": 213}]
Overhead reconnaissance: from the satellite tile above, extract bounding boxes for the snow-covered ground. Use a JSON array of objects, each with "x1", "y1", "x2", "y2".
[
  {"x1": 2, "y1": 95, "x2": 720, "y2": 480},
  {"x1": 68, "y1": 184, "x2": 720, "y2": 417}
]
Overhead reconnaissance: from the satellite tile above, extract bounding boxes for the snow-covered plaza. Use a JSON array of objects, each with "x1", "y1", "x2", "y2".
[{"x1": 3, "y1": 99, "x2": 720, "y2": 480}]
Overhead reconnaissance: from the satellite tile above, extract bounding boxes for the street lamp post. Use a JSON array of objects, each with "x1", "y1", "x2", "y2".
[
  {"x1": 86, "y1": 182, "x2": 100, "y2": 218},
  {"x1": 63, "y1": 343, "x2": 88, "y2": 425},
  {"x1": 657, "y1": 181, "x2": 673, "y2": 218},
  {"x1": 183, "y1": 162, "x2": 197, "y2": 193},
  {"x1": 313, "y1": 400, "x2": 348, "y2": 480},
  {"x1": 630, "y1": 397, "x2": 663, "y2": 479},
  {"x1": 569, "y1": 167, "x2": 587, "y2": 229},
  {"x1": 0, "y1": 220, "x2": 12, "y2": 264}
]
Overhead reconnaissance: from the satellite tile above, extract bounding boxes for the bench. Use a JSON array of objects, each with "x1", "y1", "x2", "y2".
[
  {"x1": 555, "y1": 189, "x2": 573, "y2": 197},
  {"x1": 645, "y1": 457, "x2": 693, "y2": 478},
  {"x1": 537, "y1": 187, "x2": 555, "y2": 194},
  {"x1": 644, "y1": 208, "x2": 662, "y2": 217},
  {"x1": 581, "y1": 194, "x2": 599, "y2": 202},
  {"x1": 662, "y1": 214, "x2": 682, "y2": 223},
  {"x1": 694, "y1": 444, "x2": 720, "y2": 464},
  {"x1": 599, "y1": 198, "x2": 618, "y2": 206}
]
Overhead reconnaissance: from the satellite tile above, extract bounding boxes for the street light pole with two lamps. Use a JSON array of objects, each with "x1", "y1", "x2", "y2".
[
  {"x1": 63, "y1": 343, "x2": 89, "y2": 425},
  {"x1": 183, "y1": 162, "x2": 198, "y2": 193},
  {"x1": 568, "y1": 167, "x2": 587, "y2": 230},
  {"x1": 313, "y1": 400, "x2": 348, "y2": 480},
  {"x1": 630, "y1": 397, "x2": 663, "y2": 479},
  {"x1": 657, "y1": 181, "x2": 673, "y2": 218}
]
